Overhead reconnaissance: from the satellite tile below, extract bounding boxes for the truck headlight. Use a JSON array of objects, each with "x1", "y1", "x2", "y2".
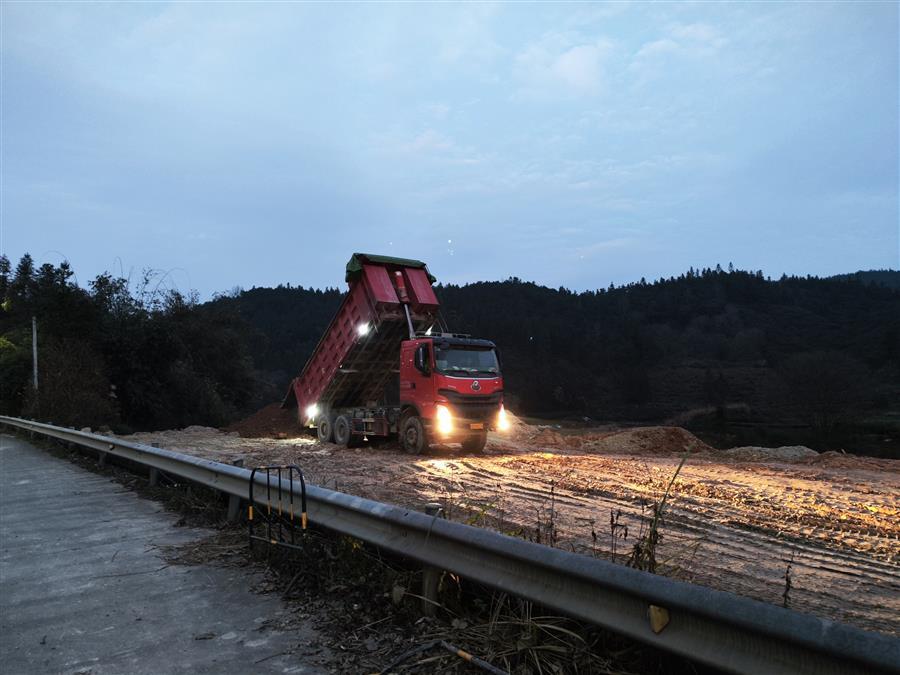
[
  {"x1": 306, "y1": 404, "x2": 319, "y2": 420},
  {"x1": 497, "y1": 405, "x2": 510, "y2": 432},
  {"x1": 436, "y1": 404, "x2": 453, "y2": 435}
]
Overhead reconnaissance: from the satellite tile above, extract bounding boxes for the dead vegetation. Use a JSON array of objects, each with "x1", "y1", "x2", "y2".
[
  {"x1": 626, "y1": 457, "x2": 685, "y2": 574},
  {"x1": 154, "y1": 514, "x2": 699, "y2": 674}
]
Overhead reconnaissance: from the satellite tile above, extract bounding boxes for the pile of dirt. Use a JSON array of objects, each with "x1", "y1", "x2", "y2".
[
  {"x1": 525, "y1": 426, "x2": 712, "y2": 455},
  {"x1": 799, "y1": 450, "x2": 897, "y2": 471},
  {"x1": 226, "y1": 403, "x2": 302, "y2": 439},
  {"x1": 500, "y1": 409, "x2": 532, "y2": 441},
  {"x1": 724, "y1": 445, "x2": 818, "y2": 463},
  {"x1": 116, "y1": 425, "x2": 226, "y2": 443},
  {"x1": 531, "y1": 427, "x2": 566, "y2": 447},
  {"x1": 579, "y1": 426, "x2": 713, "y2": 456}
]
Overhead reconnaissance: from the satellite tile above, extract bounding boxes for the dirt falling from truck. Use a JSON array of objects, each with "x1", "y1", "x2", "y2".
[{"x1": 119, "y1": 409, "x2": 900, "y2": 637}]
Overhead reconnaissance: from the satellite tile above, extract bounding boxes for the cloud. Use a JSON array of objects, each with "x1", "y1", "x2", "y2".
[
  {"x1": 630, "y1": 22, "x2": 727, "y2": 78},
  {"x1": 633, "y1": 38, "x2": 679, "y2": 61},
  {"x1": 514, "y1": 33, "x2": 614, "y2": 99},
  {"x1": 433, "y1": 3, "x2": 504, "y2": 66},
  {"x1": 403, "y1": 129, "x2": 455, "y2": 154},
  {"x1": 669, "y1": 23, "x2": 727, "y2": 49},
  {"x1": 370, "y1": 128, "x2": 487, "y2": 175},
  {"x1": 554, "y1": 44, "x2": 608, "y2": 89},
  {"x1": 573, "y1": 237, "x2": 637, "y2": 260},
  {"x1": 424, "y1": 103, "x2": 451, "y2": 120}
]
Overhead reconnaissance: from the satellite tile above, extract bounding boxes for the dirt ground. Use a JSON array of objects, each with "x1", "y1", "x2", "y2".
[{"x1": 117, "y1": 408, "x2": 900, "y2": 637}]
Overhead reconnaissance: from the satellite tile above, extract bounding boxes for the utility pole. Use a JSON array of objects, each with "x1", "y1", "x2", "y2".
[{"x1": 32, "y1": 316, "x2": 38, "y2": 391}]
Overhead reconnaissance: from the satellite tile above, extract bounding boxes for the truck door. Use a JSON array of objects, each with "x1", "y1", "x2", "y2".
[{"x1": 400, "y1": 339, "x2": 433, "y2": 416}]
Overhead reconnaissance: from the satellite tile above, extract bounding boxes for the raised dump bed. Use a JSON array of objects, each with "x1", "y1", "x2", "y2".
[{"x1": 283, "y1": 253, "x2": 440, "y2": 424}]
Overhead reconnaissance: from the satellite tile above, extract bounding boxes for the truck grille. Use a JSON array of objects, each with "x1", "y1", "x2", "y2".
[{"x1": 438, "y1": 389, "x2": 502, "y2": 422}]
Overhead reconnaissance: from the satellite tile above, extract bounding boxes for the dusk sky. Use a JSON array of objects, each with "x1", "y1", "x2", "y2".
[{"x1": 2, "y1": 2, "x2": 897, "y2": 297}]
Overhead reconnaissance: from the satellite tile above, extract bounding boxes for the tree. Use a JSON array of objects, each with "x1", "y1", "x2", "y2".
[
  {"x1": 9, "y1": 253, "x2": 36, "y2": 307},
  {"x1": 0, "y1": 255, "x2": 11, "y2": 300},
  {"x1": 781, "y1": 351, "x2": 870, "y2": 431},
  {"x1": 23, "y1": 337, "x2": 117, "y2": 428}
]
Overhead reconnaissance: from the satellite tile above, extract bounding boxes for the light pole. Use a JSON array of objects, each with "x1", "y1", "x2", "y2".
[{"x1": 32, "y1": 316, "x2": 38, "y2": 391}]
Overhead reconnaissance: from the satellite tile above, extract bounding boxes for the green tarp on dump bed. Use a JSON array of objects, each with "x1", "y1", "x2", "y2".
[{"x1": 345, "y1": 252, "x2": 436, "y2": 283}]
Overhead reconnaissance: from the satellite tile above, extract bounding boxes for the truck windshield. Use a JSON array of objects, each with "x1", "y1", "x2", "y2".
[{"x1": 434, "y1": 347, "x2": 500, "y2": 377}]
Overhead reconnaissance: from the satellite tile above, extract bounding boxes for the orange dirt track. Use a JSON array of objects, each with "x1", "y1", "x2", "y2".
[{"x1": 121, "y1": 410, "x2": 900, "y2": 637}]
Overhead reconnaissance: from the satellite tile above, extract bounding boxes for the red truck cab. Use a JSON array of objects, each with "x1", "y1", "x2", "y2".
[{"x1": 399, "y1": 335, "x2": 507, "y2": 453}]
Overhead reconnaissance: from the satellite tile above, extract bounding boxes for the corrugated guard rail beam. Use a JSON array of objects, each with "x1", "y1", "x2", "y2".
[{"x1": 2, "y1": 416, "x2": 898, "y2": 675}]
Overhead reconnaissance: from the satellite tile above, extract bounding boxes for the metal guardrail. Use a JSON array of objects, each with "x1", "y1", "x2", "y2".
[{"x1": 2, "y1": 415, "x2": 898, "y2": 675}]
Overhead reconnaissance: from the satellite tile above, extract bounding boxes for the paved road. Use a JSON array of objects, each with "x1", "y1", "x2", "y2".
[{"x1": 0, "y1": 434, "x2": 325, "y2": 674}]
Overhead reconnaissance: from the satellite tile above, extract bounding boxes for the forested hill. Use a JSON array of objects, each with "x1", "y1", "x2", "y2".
[
  {"x1": 2, "y1": 253, "x2": 898, "y2": 454},
  {"x1": 828, "y1": 269, "x2": 900, "y2": 290},
  {"x1": 213, "y1": 268, "x2": 900, "y2": 424}
]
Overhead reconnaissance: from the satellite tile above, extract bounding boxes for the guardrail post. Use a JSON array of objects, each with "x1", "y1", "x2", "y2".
[
  {"x1": 148, "y1": 444, "x2": 160, "y2": 486},
  {"x1": 227, "y1": 458, "x2": 244, "y2": 521},
  {"x1": 421, "y1": 502, "x2": 445, "y2": 616},
  {"x1": 98, "y1": 451, "x2": 107, "y2": 468}
]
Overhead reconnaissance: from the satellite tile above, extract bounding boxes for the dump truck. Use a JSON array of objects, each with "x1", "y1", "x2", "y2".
[{"x1": 283, "y1": 253, "x2": 509, "y2": 453}]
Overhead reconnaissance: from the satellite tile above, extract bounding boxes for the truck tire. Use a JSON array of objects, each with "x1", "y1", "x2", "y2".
[
  {"x1": 333, "y1": 414, "x2": 352, "y2": 447},
  {"x1": 317, "y1": 416, "x2": 334, "y2": 443},
  {"x1": 461, "y1": 431, "x2": 487, "y2": 454},
  {"x1": 401, "y1": 416, "x2": 428, "y2": 455}
]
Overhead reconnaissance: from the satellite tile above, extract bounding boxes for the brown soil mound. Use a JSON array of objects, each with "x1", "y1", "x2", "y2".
[
  {"x1": 580, "y1": 426, "x2": 713, "y2": 455},
  {"x1": 531, "y1": 427, "x2": 566, "y2": 447},
  {"x1": 724, "y1": 445, "x2": 818, "y2": 462},
  {"x1": 227, "y1": 403, "x2": 302, "y2": 439},
  {"x1": 799, "y1": 450, "x2": 900, "y2": 472}
]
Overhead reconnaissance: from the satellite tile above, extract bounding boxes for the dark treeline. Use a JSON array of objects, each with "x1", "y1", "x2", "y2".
[
  {"x1": 436, "y1": 269, "x2": 899, "y2": 452},
  {"x1": 0, "y1": 254, "x2": 262, "y2": 431},
  {"x1": 2, "y1": 253, "x2": 898, "y2": 454}
]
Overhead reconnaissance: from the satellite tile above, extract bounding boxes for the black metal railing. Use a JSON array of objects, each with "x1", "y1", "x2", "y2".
[{"x1": 248, "y1": 465, "x2": 307, "y2": 551}]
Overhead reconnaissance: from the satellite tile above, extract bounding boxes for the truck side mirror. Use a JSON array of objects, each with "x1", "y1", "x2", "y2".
[{"x1": 414, "y1": 345, "x2": 431, "y2": 375}]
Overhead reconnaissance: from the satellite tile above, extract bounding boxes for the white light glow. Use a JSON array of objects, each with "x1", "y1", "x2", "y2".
[
  {"x1": 305, "y1": 404, "x2": 319, "y2": 419},
  {"x1": 497, "y1": 405, "x2": 510, "y2": 432},
  {"x1": 425, "y1": 325, "x2": 433, "y2": 336},
  {"x1": 436, "y1": 404, "x2": 453, "y2": 435},
  {"x1": 357, "y1": 322, "x2": 370, "y2": 336}
]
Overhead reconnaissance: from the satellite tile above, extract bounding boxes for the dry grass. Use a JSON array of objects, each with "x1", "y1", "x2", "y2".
[
  {"x1": 414, "y1": 592, "x2": 640, "y2": 675},
  {"x1": 626, "y1": 456, "x2": 686, "y2": 573}
]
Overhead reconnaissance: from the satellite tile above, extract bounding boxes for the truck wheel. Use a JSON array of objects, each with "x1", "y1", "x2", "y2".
[
  {"x1": 401, "y1": 416, "x2": 428, "y2": 455},
  {"x1": 317, "y1": 416, "x2": 334, "y2": 443},
  {"x1": 334, "y1": 414, "x2": 352, "y2": 447},
  {"x1": 461, "y1": 431, "x2": 487, "y2": 454}
]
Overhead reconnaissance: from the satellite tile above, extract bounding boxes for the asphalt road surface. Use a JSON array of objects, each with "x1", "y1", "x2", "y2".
[{"x1": 0, "y1": 434, "x2": 326, "y2": 675}]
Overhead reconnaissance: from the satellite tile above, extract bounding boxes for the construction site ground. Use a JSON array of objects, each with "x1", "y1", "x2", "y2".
[{"x1": 117, "y1": 405, "x2": 900, "y2": 638}]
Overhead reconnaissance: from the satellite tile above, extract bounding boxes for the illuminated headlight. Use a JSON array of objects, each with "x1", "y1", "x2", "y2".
[
  {"x1": 357, "y1": 322, "x2": 370, "y2": 336},
  {"x1": 436, "y1": 404, "x2": 453, "y2": 435},
  {"x1": 497, "y1": 405, "x2": 510, "y2": 432},
  {"x1": 305, "y1": 404, "x2": 319, "y2": 420}
]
